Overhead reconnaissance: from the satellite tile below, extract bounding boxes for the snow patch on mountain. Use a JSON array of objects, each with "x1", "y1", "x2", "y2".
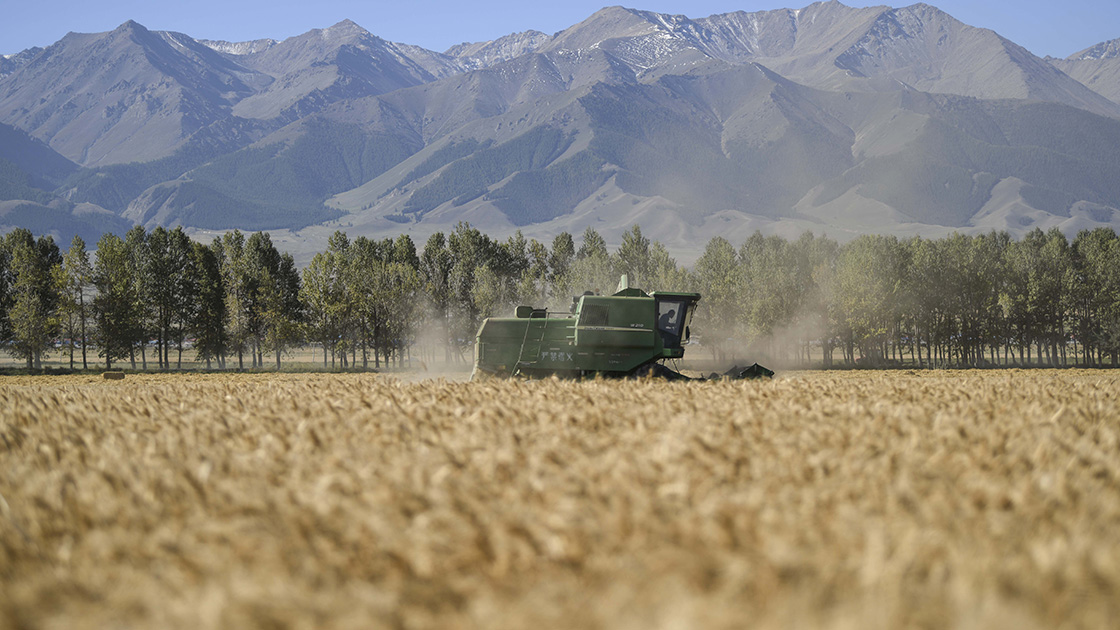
[
  {"x1": 199, "y1": 38, "x2": 278, "y2": 55},
  {"x1": 446, "y1": 30, "x2": 551, "y2": 70},
  {"x1": 0, "y1": 46, "x2": 45, "y2": 76},
  {"x1": 1070, "y1": 38, "x2": 1120, "y2": 61}
]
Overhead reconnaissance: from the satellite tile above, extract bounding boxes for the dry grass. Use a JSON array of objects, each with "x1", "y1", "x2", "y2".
[{"x1": 1, "y1": 370, "x2": 1119, "y2": 629}]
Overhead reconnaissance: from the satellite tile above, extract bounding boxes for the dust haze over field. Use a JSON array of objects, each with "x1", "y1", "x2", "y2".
[{"x1": 2, "y1": 371, "x2": 1120, "y2": 629}]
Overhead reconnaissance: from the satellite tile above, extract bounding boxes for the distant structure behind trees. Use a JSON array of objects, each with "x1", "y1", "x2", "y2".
[{"x1": 1, "y1": 224, "x2": 1119, "y2": 370}]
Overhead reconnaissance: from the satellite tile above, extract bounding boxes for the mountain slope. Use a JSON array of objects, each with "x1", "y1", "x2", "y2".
[
  {"x1": 0, "y1": 123, "x2": 130, "y2": 243},
  {"x1": 527, "y1": 3, "x2": 1120, "y2": 116},
  {"x1": 1048, "y1": 38, "x2": 1120, "y2": 105},
  {"x1": 227, "y1": 20, "x2": 465, "y2": 121},
  {"x1": 327, "y1": 60, "x2": 1120, "y2": 242},
  {"x1": 0, "y1": 21, "x2": 268, "y2": 166},
  {"x1": 2, "y1": 4, "x2": 1119, "y2": 256},
  {"x1": 0, "y1": 19, "x2": 471, "y2": 167},
  {"x1": 0, "y1": 47, "x2": 43, "y2": 77},
  {"x1": 0, "y1": 122, "x2": 79, "y2": 189},
  {"x1": 120, "y1": 115, "x2": 422, "y2": 230},
  {"x1": 445, "y1": 30, "x2": 552, "y2": 70}
]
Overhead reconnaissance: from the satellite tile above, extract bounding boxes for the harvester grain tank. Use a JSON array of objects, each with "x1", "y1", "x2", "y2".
[{"x1": 472, "y1": 276, "x2": 771, "y2": 380}]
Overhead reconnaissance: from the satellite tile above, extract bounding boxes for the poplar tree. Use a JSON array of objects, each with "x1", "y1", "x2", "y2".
[
  {"x1": 693, "y1": 236, "x2": 741, "y2": 361},
  {"x1": 420, "y1": 232, "x2": 453, "y2": 362},
  {"x1": 301, "y1": 234, "x2": 348, "y2": 368},
  {"x1": 190, "y1": 240, "x2": 227, "y2": 369},
  {"x1": 92, "y1": 233, "x2": 137, "y2": 369},
  {"x1": 166, "y1": 227, "x2": 197, "y2": 368},
  {"x1": 220, "y1": 231, "x2": 252, "y2": 369},
  {"x1": 60, "y1": 235, "x2": 93, "y2": 369},
  {"x1": 3, "y1": 230, "x2": 61, "y2": 369},
  {"x1": 568, "y1": 227, "x2": 615, "y2": 297},
  {"x1": 616, "y1": 225, "x2": 652, "y2": 289},
  {"x1": 123, "y1": 226, "x2": 151, "y2": 369},
  {"x1": 146, "y1": 227, "x2": 175, "y2": 368},
  {"x1": 260, "y1": 252, "x2": 303, "y2": 370}
]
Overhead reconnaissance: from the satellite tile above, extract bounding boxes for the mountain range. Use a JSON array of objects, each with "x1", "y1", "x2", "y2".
[{"x1": 2, "y1": 1, "x2": 1119, "y2": 261}]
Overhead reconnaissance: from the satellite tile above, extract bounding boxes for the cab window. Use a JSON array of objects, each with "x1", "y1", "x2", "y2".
[{"x1": 657, "y1": 300, "x2": 684, "y2": 335}]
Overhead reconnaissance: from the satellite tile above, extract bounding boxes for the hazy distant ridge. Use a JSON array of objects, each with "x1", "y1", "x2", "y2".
[{"x1": 1, "y1": 1, "x2": 1118, "y2": 255}]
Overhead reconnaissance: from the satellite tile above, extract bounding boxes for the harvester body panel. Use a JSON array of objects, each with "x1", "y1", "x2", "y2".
[{"x1": 473, "y1": 286, "x2": 701, "y2": 378}]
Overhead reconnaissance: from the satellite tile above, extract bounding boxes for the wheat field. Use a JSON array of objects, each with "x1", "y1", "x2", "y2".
[{"x1": 1, "y1": 370, "x2": 1119, "y2": 629}]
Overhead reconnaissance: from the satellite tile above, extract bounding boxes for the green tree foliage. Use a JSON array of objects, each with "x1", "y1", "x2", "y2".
[
  {"x1": 447, "y1": 224, "x2": 501, "y2": 359},
  {"x1": 92, "y1": 233, "x2": 139, "y2": 369},
  {"x1": 166, "y1": 228, "x2": 198, "y2": 368},
  {"x1": 124, "y1": 226, "x2": 152, "y2": 369},
  {"x1": 260, "y1": 252, "x2": 303, "y2": 370},
  {"x1": 615, "y1": 225, "x2": 652, "y2": 289},
  {"x1": 391, "y1": 234, "x2": 420, "y2": 269},
  {"x1": 567, "y1": 227, "x2": 617, "y2": 298},
  {"x1": 1071, "y1": 229, "x2": 1120, "y2": 363},
  {"x1": 190, "y1": 240, "x2": 227, "y2": 369},
  {"x1": 350, "y1": 235, "x2": 420, "y2": 368},
  {"x1": 2, "y1": 229, "x2": 61, "y2": 368},
  {"x1": 7, "y1": 220, "x2": 1120, "y2": 371},
  {"x1": 419, "y1": 232, "x2": 454, "y2": 361},
  {"x1": 59, "y1": 235, "x2": 92, "y2": 369},
  {"x1": 693, "y1": 237, "x2": 741, "y2": 354},
  {"x1": 146, "y1": 227, "x2": 175, "y2": 368},
  {"x1": 218, "y1": 231, "x2": 254, "y2": 369},
  {"x1": 301, "y1": 233, "x2": 350, "y2": 368},
  {"x1": 376, "y1": 262, "x2": 422, "y2": 368}
]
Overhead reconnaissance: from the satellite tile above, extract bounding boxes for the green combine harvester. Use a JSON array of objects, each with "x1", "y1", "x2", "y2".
[{"x1": 472, "y1": 276, "x2": 772, "y2": 380}]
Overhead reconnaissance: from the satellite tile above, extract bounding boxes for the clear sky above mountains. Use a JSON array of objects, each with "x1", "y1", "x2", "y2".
[{"x1": 4, "y1": 0, "x2": 1117, "y2": 60}]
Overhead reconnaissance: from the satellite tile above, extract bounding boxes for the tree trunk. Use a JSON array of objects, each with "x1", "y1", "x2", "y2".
[{"x1": 80, "y1": 293, "x2": 88, "y2": 370}]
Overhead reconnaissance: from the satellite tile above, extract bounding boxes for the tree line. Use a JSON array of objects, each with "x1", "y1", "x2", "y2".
[{"x1": 1, "y1": 223, "x2": 1119, "y2": 370}]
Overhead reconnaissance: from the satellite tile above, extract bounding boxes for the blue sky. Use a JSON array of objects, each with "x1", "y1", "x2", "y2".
[{"x1": 4, "y1": 0, "x2": 1118, "y2": 59}]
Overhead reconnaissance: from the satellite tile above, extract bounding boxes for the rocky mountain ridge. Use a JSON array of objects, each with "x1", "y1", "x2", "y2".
[{"x1": 1, "y1": 2, "x2": 1118, "y2": 260}]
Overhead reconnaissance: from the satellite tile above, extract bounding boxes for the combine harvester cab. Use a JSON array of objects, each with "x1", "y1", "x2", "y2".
[{"x1": 473, "y1": 276, "x2": 769, "y2": 380}]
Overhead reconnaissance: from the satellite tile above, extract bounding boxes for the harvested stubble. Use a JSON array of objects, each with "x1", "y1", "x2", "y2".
[{"x1": 1, "y1": 370, "x2": 1119, "y2": 630}]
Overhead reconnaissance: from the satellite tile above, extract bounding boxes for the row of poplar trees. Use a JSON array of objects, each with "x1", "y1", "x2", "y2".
[
  {"x1": 2, "y1": 223, "x2": 1119, "y2": 370},
  {"x1": 0, "y1": 226, "x2": 303, "y2": 370},
  {"x1": 691, "y1": 227, "x2": 1120, "y2": 367}
]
